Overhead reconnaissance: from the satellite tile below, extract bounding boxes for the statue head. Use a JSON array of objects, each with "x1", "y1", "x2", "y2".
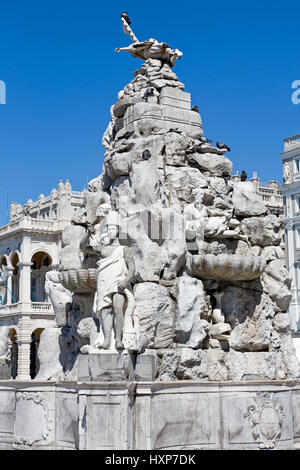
[
  {"x1": 100, "y1": 231, "x2": 111, "y2": 246},
  {"x1": 105, "y1": 211, "x2": 121, "y2": 242},
  {"x1": 107, "y1": 224, "x2": 119, "y2": 242}
]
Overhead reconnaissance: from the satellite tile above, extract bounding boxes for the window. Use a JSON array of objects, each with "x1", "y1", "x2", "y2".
[
  {"x1": 296, "y1": 160, "x2": 300, "y2": 173},
  {"x1": 31, "y1": 278, "x2": 36, "y2": 302},
  {"x1": 296, "y1": 229, "x2": 300, "y2": 248},
  {"x1": 295, "y1": 196, "x2": 300, "y2": 213}
]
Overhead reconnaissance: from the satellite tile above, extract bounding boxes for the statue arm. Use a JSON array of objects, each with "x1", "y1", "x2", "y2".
[
  {"x1": 124, "y1": 248, "x2": 136, "y2": 284},
  {"x1": 119, "y1": 247, "x2": 136, "y2": 290},
  {"x1": 80, "y1": 230, "x2": 101, "y2": 255}
]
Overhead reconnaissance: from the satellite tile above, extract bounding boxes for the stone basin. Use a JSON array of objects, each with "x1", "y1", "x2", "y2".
[
  {"x1": 60, "y1": 269, "x2": 97, "y2": 294},
  {"x1": 186, "y1": 253, "x2": 266, "y2": 281}
]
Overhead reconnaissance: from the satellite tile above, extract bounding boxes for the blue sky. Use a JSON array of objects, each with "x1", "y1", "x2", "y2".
[{"x1": 0, "y1": 0, "x2": 299, "y2": 225}]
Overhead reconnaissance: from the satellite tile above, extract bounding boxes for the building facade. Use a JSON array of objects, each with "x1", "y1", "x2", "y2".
[
  {"x1": 0, "y1": 180, "x2": 84, "y2": 380},
  {"x1": 280, "y1": 134, "x2": 300, "y2": 356}
]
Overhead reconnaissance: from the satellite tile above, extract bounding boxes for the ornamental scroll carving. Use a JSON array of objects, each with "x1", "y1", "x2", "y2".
[{"x1": 244, "y1": 392, "x2": 285, "y2": 449}]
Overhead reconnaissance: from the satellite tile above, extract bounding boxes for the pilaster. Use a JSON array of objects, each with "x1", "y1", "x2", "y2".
[
  {"x1": 16, "y1": 316, "x2": 32, "y2": 381},
  {"x1": 5, "y1": 267, "x2": 14, "y2": 305}
]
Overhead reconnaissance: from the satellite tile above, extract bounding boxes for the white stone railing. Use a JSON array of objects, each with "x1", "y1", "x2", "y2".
[
  {"x1": 284, "y1": 135, "x2": 300, "y2": 152},
  {"x1": 0, "y1": 302, "x2": 20, "y2": 314},
  {"x1": 31, "y1": 302, "x2": 53, "y2": 312},
  {"x1": 0, "y1": 218, "x2": 70, "y2": 237},
  {"x1": 30, "y1": 219, "x2": 54, "y2": 231},
  {"x1": 0, "y1": 301, "x2": 54, "y2": 315},
  {"x1": 72, "y1": 191, "x2": 84, "y2": 197}
]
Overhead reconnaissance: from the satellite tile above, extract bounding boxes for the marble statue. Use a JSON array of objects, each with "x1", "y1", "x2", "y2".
[
  {"x1": 0, "y1": 325, "x2": 10, "y2": 360},
  {"x1": 283, "y1": 162, "x2": 292, "y2": 184},
  {"x1": 116, "y1": 14, "x2": 183, "y2": 67},
  {"x1": 88, "y1": 211, "x2": 137, "y2": 350},
  {"x1": 45, "y1": 270, "x2": 73, "y2": 327},
  {"x1": 116, "y1": 38, "x2": 183, "y2": 67}
]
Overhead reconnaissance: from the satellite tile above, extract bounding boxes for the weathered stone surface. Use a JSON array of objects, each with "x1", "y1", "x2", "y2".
[
  {"x1": 273, "y1": 313, "x2": 292, "y2": 333},
  {"x1": 60, "y1": 226, "x2": 85, "y2": 270},
  {"x1": 261, "y1": 246, "x2": 285, "y2": 262},
  {"x1": 175, "y1": 275, "x2": 211, "y2": 348},
  {"x1": 232, "y1": 182, "x2": 267, "y2": 217},
  {"x1": 176, "y1": 348, "x2": 202, "y2": 380},
  {"x1": 161, "y1": 132, "x2": 191, "y2": 167},
  {"x1": 159, "y1": 209, "x2": 186, "y2": 280},
  {"x1": 123, "y1": 102, "x2": 202, "y2": 138},
  {"x1": 78, "y1": 352, "x2": 132, "y2": 381},
  {"x1": 36, "y1": 328, "x2": 64, "y2": 380},
  {"x1": 123, "y1": 213, "x2": 168, "y2": 282},
  {"x1": 134, "y1": 283, "x2": 175, "y2": 349},
  {"x1": 134, "y1": 351, "x2": 157, "y2": 381},
  {"x1": 72, "y1": 191, "x2": 111, "y2": 225},
  {"x1": 209, "y1": 323, "x2": 231, "y2": 340},
  {"x1": 187, "y1": 152, "x2": 233, "y2": 178},
  {"x1": 176, "y1": 349, "x2": 288, "y2": 381},
  {"x1": 261, "y1": 259, "x2": 292, "y2": 312},
  {"x1": 111, "y1": 161, "x2": 167, "y2": 217},
  {"x1": 157, "y1": 349, "x2": 179, "y2": 380},
  {"x1": 105, "y1": 150, "x2": 135, "y2": 179},
  {"x1": 208, "y1": 177, "x2": 230, "y2": 195},
  {"x1": 196, "y1": 349, "x2": 229, "y2": 381},
  {"x1": 240, "y1": 214, "x2": 284, "y2": 247},
  {"x1": 164, "y1": 166, "x2": 207, "y2": 203},
  {"x1": 225, "y1": 350, "x2": 287, "y2": 381},
  {"x1": 0, "y1": 362, "x2": 10, "y2": 380},
  {"x1": 279, "y1": 333, "x2": 300, "y2": 378},
  {"x1": 221, "y1": 288, "x2": 274, "y2": 352}
]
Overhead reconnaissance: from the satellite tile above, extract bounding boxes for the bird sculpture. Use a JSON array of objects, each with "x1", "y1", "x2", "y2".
[{"x1": 216, "y1": 141, "x2": 231, "y2": 152}]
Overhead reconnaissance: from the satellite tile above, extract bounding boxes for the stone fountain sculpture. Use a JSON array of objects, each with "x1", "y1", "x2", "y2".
[
  {"x1": 37, "y1": 14, "x2": 299, "y2": 385},
  {"x1": 4, "y1": 13, "x2": 300, "y2": 452}
]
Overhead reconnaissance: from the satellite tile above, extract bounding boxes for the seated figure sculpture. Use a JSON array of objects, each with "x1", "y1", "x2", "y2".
[
  {"x1": 184, "y1": 199, "x2": 247, "y2": 253},
  {"x1": 88, "y1": 211, "x2": 136, "y2": 350}
]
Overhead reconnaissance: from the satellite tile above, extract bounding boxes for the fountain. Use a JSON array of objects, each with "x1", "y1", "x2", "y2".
[{"x1": 0, "y1": 13, "x2": 300, "y2": 451}]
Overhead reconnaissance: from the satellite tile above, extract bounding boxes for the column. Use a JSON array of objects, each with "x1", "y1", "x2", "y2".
[
  {"x1": 6, "y1": 267, "x2": 14, "y2": 305},
  {"x1": 17, "y1": 262, "x2": 32, "y2": 303},
  {"x1": 285, "y1": 216, "x2": 298, "y2": 331},
  {"x1": 16, "y1": 318, "x2": 31, "y2": 381},
  {"x1": 18, "y1": 235, "x2": 32, "y2": 303}
]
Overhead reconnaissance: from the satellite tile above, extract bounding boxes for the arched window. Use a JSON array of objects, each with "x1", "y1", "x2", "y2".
[
  {"x1": 31, "y1": 278, "x2": 36, "y2": 302},
  {"x1": 0, "y1": 256, "x2": 8, "y2": 305},
  {"x1": 10, "y1": 252, "x2": 19, "y2": 303},
  {"x1": 9, "y1": 328, "x2": 18, "y2": 379},
  {"x1": 31, "y1": 252, "x2": 52, "y2": 302},
  {"x1": 30, "y1": 328, "x2": 44, "y2": 379}
]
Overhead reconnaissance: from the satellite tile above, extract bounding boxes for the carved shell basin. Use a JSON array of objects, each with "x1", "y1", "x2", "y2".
[
  {"x1": 60, "y1": 269, "x2": 97, "y2": 293},
  {"x1": 187, "y1": 254, "x2": 266, "y2": 281}
]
